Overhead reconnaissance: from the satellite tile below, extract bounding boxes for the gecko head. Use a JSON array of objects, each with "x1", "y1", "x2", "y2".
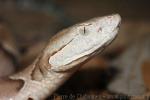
[{"x1": 50, "y1": 14, "x2": 121, "y2": 72}]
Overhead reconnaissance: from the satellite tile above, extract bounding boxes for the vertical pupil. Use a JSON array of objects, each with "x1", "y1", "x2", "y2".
[
  {"x1": 80, "y1": 26, "x2": 88, "y2": 36},
  {"x1": 83, "y1": 27, "x2": 86, "y2": 34}
]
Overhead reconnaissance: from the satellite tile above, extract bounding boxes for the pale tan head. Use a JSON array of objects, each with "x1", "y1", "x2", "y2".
[{"x1": 48, "y1": 14, "x2": 121, "y2": 72}]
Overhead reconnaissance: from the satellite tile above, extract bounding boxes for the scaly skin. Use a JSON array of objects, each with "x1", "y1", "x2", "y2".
[{"x1": 0, "y1": 14, "x2": 121, "y2": 100}]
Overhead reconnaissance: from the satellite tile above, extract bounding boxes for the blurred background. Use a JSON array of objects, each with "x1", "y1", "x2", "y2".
[{"x1": 0, "y1": 0, "x2": 150, "y2": 100}]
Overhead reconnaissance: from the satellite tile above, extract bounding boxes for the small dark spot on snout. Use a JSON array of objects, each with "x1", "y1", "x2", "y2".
[
  {"x1": 117, "y1": 21, "x2": 121, "y2": 28},
  {"x1": 97, "y1": 27, "x2": 102, "y2": 32}
]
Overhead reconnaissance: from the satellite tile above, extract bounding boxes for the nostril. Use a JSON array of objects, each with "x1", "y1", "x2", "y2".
[
  {"x1": 118, "y1": 21, "x2": 121, "y2": 26},
  {"x1": 97, "y1": 27, "x2": 102, "y2": 32},
  {"x1": 117, "y1": 22, "x2": 121, "y2": 29}
]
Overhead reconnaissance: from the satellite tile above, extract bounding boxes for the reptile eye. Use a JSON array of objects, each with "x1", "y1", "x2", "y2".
[{"x1": 80, "y1": 26, "x2": 89, "y2": 36}]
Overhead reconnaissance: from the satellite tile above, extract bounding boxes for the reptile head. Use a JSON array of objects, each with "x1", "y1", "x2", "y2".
[{"x1": 48, "y1": 14, "x2": 121, "y2": 72}]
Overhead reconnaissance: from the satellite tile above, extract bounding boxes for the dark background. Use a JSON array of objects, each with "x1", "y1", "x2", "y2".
[
  {"x1": 0, "y1": 0, "x2": 149, "y2": 47},
  {"x1": 0, "y1": 0, "x2": 149, "y2": 99}
]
